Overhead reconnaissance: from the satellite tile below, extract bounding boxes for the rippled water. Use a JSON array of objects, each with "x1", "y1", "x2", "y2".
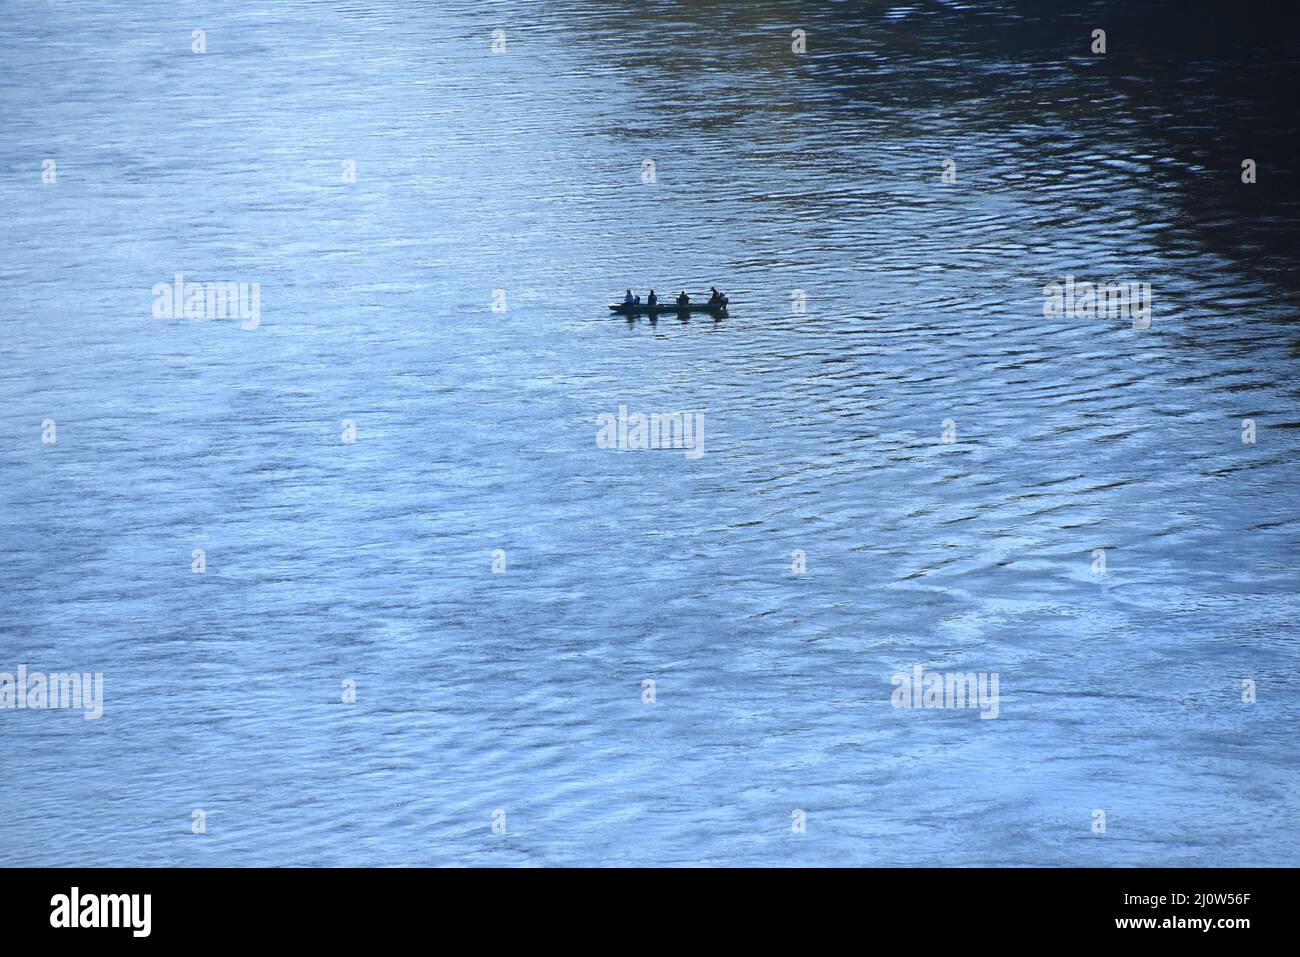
[{"x1": 3, "y1": 1, "x2": 1298, "y2": 866}]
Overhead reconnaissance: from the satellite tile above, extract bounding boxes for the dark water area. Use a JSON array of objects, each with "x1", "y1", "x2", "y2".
[{"x1": 1, "y1": 1, "x2": 1298, "y2": 866}]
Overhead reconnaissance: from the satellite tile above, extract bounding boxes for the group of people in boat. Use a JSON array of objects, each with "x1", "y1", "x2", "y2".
[{"x1": 622, "y1": 287, "x2": 729, "y2": 308}]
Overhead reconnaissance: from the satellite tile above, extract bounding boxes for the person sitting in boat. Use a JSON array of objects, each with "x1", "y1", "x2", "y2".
[
  {"x1": 647, "y1": 290, "x2": 658, "y2": 307},
  {"x1": 624, "y1": 289, "x2": 636, "y2": 305},
  {"x1": 676, "y1": 291, "x2": 690, "y2": 307},
  {"x1": 708, "y1": 287, "x2": 721, "y2": 304}
]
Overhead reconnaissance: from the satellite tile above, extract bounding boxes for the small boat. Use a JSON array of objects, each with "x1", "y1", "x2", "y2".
[{"x1": 609, "y1": 301, "x2": 727, "y2": 315}]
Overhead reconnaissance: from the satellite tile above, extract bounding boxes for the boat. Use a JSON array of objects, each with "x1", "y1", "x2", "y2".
[{"x1": 609, "y1": 301, "x2": 727, "y2": 315}]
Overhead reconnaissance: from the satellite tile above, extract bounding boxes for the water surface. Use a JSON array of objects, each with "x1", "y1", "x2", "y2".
[{"x1": 2, "y1": 0, "x2": 1298, "y2": 866}]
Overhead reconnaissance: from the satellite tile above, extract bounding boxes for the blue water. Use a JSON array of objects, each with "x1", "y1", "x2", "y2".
[{"x1": 2, "y1": 1, "x2": 1298, "y2": 866}]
